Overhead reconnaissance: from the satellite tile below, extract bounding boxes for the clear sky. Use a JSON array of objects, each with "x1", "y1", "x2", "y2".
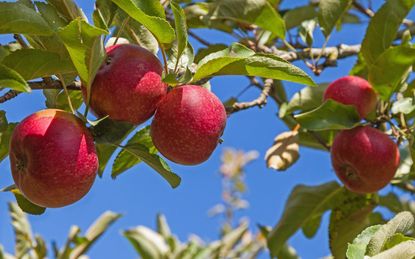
[{"x1": 1, "y1": 1, "x2": 414, "y2": 258}]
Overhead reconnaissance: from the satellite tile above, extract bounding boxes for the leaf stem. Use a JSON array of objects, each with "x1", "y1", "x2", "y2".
[
  {"x1": 159, "y1": 44, "x2": 169, "y2": 75},
  {"x1": 57, "y1": 74, "x2": 76, "y2": 114},
  {"x1": 113, "y1": 17, "x2": 130, "y2": 46}
]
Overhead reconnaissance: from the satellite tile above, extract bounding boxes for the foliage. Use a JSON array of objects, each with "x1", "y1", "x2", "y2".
[
  {"x1": 1, "y1": 202, "x2": 120, "y2": 259},
  {"x1": 0, "y1": 0, "x2": 415, "y2": 258}
]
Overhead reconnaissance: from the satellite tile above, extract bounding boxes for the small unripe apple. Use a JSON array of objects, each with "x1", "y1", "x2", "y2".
[
  {"x1": 323, "y1": 76, "x2": 377, "y2": 118},
  {"x1": 85, "y1": 44, "x2": 167, "y2": 125},
  {"x1": 151, "y1": 85, "x2": 227, "y2": 165},
  {"x1": 331, "y1": 126, "x2": 400, "y2": 193},
  {"x1": 9, "y1": 109, "x2": 98, "y2": 208}
]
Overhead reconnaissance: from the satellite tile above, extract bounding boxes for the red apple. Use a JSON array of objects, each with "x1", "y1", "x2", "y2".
[
  {"x1": 84, "y1": 44, "x2": 167, "y2": 125},
  {"x1": 323, "y1": 76, "x2": 377, "y2": 118},
  {"x1": 331, "y1": 126, "x2": 400, "y2": 193},
  {"x1": 151, "y1": 85, "x2": 227, "y2": 165},
  {"x1": 9, "y1": 109, "x2": 98, "y2": 208}
]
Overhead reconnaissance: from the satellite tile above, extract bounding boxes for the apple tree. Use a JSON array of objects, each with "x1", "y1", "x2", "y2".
[{"x1": 1, "y1": 0, "x2": 415, "y2": 258}]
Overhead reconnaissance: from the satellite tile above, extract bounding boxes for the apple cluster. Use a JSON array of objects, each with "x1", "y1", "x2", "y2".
[
  {"x1": 9, "y1": 44, "x2": 227, "y2": 208},
  {"x1": 324, "y1": 76, "x2": 400, "y2": 194}
]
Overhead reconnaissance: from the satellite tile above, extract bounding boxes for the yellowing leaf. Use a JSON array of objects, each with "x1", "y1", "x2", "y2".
[{"x1": 265, "y1": 131, "x2": 299, "y2": 171}]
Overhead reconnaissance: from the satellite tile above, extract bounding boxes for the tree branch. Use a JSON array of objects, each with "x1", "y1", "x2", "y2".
[
  {"x1": 0, "y1": 80, "x2": 81, "y2": 104},
  {"x1": 261, "y1": 44, "x2": 361, "y2": 62},
  {"x1": 0, "y1": 90, "x2": 20, "y2": 104},
  {"x1": 227, "y1": 78, "x2": 273, "y2": 114},
  {"x1": 188, "y1": 30, "x2": 211, "y2": 47},
  {"x1": 28, "y1": 80, "x2": 81, "y2": 90}
]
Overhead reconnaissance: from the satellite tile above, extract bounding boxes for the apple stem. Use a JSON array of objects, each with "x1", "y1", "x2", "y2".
[{"x1": 159, "y1": 44, "x2": 169, "y2": 75}]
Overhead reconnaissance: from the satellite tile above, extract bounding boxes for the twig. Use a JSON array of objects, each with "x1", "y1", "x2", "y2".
[
  {"x1": 0, "y1": 80, "x2": 81, "y2": 104},
  {"x1": 227, "y1": 78, "x2": 273, "y2": 114},
  {"x1": 353, "y1": 0, "x2": 413, "y2": 27},
  {"x1": 0, "y1": 90, "x2": 20, "y2": 104},
  {"x1": 29, "y1": 80, "x2": 81, "y2": 90},
  {"x1": 188, "y1": 30, "x2": 211, "y2": 47},
  {"x1": 394, "y1": 182, "x2": 415, "y2": 195},
  {"x1": 352, "y1": 1, "x2": 374, "y2": 18},
  {"x1": 263, "y1": 44, "x2": 361, "y2": 62},
  {"x1": 13, "y1": 34, "x2": 29, "y2": 48}
]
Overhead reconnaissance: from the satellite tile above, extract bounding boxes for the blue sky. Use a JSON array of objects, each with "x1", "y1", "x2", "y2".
[{"x1": 1, "y1": 1, "x2": 414, "y2": 258}]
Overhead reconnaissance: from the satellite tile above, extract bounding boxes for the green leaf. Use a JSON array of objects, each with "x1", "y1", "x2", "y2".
[
  {"x1": 2, "y1": 49, "x2": 75, "y2": 80},
  {"x1": 43, "y1": 89, "x2": 83, "y2": 112},
  {"x1": 283, "y1": 5, "x2": 317, "y2": 30},
  {"x1": 366, "y1": 211, "x2": 414, "y2": 256},
  {"x1": 47, "y1": 0, "x2": 85, "y2": 21},
  {"x1": 346, "y1": 225, "x2": 382, "y2": 259},
  {"x1": 93, "y1": 7, "x2": 110, "y2": 30},
  {"x1": 0, "y1": 2, "x2": 53, "y2": 35},
  {"x1": 379, "y1": 192, "x2": 404, "y2": 214},
  {"x1": 96, "y1": 144, "x2": 118, "y2": 177},
  {"x1": 8, "y1": 187, "x2": 46, "y2": 215},
  {"x1": 111, "y1": 6, "x2": 161, "y2": 54},
  {"x1": 383, "y1": 233, "x2": 414, "y2": 250},
  {"x1": 35, "y1": 2, "x2": 69, "y2": 29},
  {"x1": 27, "y1": 2, "x2": 70, "y2": 56},
  {"x1": 371, "y1": 240, "x2": 415, "y2": 258},
  {"x1": 368, "y1": 46, "x2": 415, "y2": 100},
  {"x1": 318, "y1": 0, "x2": 352, "y2": 37},
  {"x1": 166, "y1": 42, "x2": 194, "y2": 84},
  {"x1": 8, "y1": 202, "x2": 34, "y2": 258},
  {"x1": 111, "y1": 126, "x2": 155, "y2": 179},
  {"x1": 267, "y1": 181, "x2": 342, "y2": 256},
  {"x1": 0, "y1": 122, "x2": 17, "y2": 163},
  {"x1": 193, "y1": 43, "x2": 255, "y2": 81},
  {"x1": 111, "y1": 0, "x2": 175, "y2": 44},
  {"x1": 294, "y1": 100, "x2": 361, "y2": 131},
  {"x1": 194, "y1": 44, "x2": 227, "y2": 64},
  {"x1": 302, "y1": 215, "x2": 322, "y2": 238},
  {"x1": 194, "y1": 44, "x2": 315, "y2": 86},
  {"x1": 208, "y1": 0, "x2": 286, "y2": 39},
  {"x1": 58, "y1": 18, "x2": 108, "y2": 102},
  {"x1": 361, "y1": 0, "x2": 415, "y2": 65},
  {"x1": 70, "y1": 211, "x2": 121, "y2": 258},
  {"x1": 171, "y1": 2, "x2": 188, "y2": 72},
  {"x1": 124, "y1": 226, "x2": 169, "y2": 259},
  {"x1": 0, "y1": 65, "x2": 30, "y2": 92},
  {"x1": 329, "y1": 190, "x2": 378, "y2": 258},
  {"x1": 284, "y1": 83, "x2": 329, "y2": 115},
  {"x1": 277, "y1": 243, "x2": 300, "y2": 259},
  {"x1": 350, "y1": 52, "x2": 368, "y2": 77},
  {"x1": 298, "y1": 20, "x2": 316, "y2": 47},
  {"x1": 121, "y1": 144, "x2": 181, "y2": 188},
  {"x1": 0, "y1": 47, "x2": 11, "y2": 63},
  {"x1": 92, "y1": 119, "x2": 134, "y2": 144}
]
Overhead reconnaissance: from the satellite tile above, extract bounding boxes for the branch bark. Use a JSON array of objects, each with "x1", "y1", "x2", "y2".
[
  {"x1": 0, "y1": 90, "x2": 20, "y2": 104},
  {"x1": 227, "y1": 78, "x2": 273, "y2": 114},
  {"x1": 29, "y1": 80, "x2": 81, "y2": 90},
  {"x1": 0, "y1": 80, "x2": 81, "y2": 104}
]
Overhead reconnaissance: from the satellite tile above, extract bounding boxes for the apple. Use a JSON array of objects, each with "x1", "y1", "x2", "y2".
[
  {"x1": 331, "y1": 126, "x2": 400, "y2": 193},
  {"x1": 9, "y1": 109, "x2": 98, "y2": 208},
  {"x1": 150, "y1": 85, "x2": 227, "y2": 165},
  {"x1": 323, "y1": 75, "x2": 377, "y2": 118},
  {"x1": 84, "y1": 44, "x2": 167, "y2": 125}
]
